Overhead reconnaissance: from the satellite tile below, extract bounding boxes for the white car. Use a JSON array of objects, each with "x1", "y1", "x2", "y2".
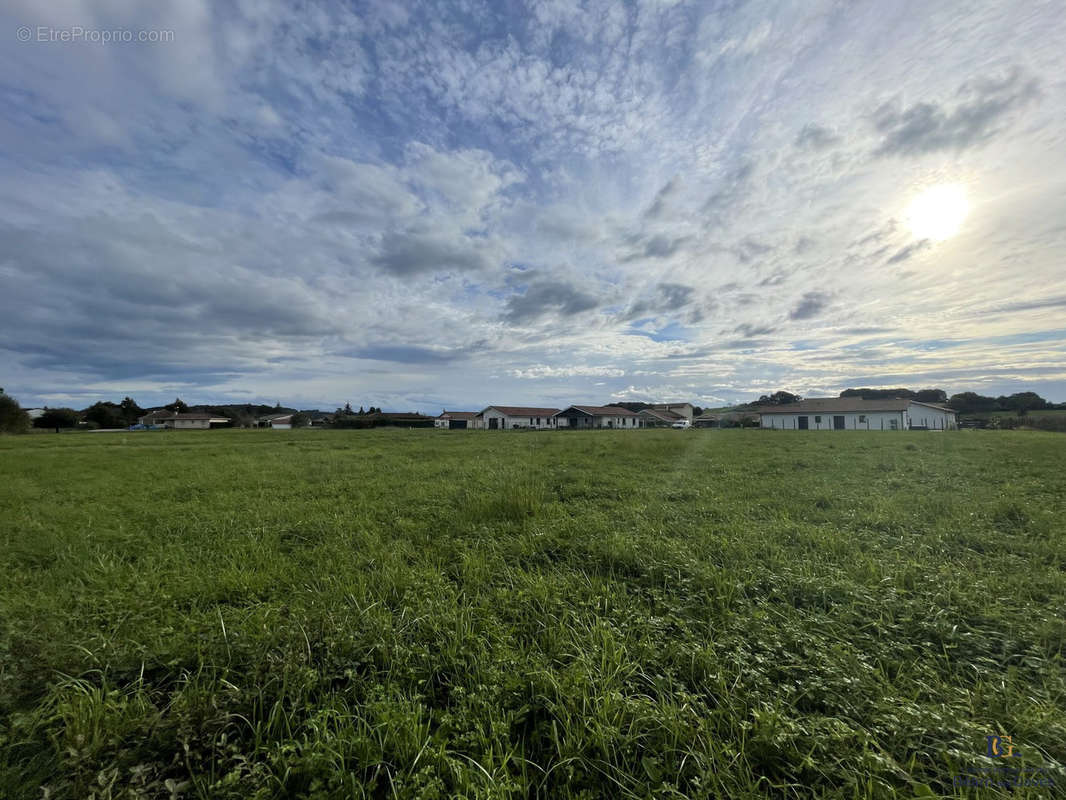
[{"x1": 671, "y1": 420, "x2": 691, "y2": 429}]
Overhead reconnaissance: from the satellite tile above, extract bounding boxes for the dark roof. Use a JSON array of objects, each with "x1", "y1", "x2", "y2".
[
  {"x1": 557, "y1": 405, "x2": 638, "y2": 417},
  {"x1": 482, "y1": 406, "x2": 561, "y2": 416},
  {"x1": 754, "y1": 397, "x2": 955, "y2": 414},
  {"x1": 439, "y1": 410, "x2": 479, "y2": 419}
]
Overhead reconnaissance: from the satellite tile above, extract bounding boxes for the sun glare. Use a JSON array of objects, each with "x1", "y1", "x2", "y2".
[{"x1": 906, "y1": 183, "x2": 969, "y2": 241}]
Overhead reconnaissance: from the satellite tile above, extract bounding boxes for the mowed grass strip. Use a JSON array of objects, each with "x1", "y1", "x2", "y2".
[{"x1": 1, "y1": 429, "x2": 1064, "y2": 798}]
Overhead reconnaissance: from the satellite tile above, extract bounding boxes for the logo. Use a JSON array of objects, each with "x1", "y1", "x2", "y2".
[{"x1": 986, "y1": 735, "x2": 1015, "y2": 758}]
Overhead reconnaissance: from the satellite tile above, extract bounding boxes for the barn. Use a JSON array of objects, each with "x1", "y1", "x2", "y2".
[
  {"x1": 435, "y1": 410, "x2": 478, "y2": 429},
  {"x1": 756, "y1": 398, "x2": 957, "y2": 431}
]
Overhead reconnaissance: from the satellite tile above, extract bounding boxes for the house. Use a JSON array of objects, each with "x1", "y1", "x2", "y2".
[
  {"x1": 650, "y1": 402, "x2": 694, "y2": 421},
  {"x1": 267, "y1": 414, "x2": 298, "y2": 430},
  {"x1": 435, "y1": 410, "x2": 478, "y2": 429},
  {"x1": 139, "y1": 412, "x2": 231, "y2": 430},
  {"x1": 554, "y1": 405, "x2": 641, "y2": 429},
  {"x1": 638, "y1": 408, "x2": 684, "y2": 427},
  {"x1": 137, "y1": 410, "x2": 172, "y2": 427},
  {"x1": 256, "y1": 413, "x2": 293, "y2": 428},
  {"x1": 476, "y1": 406, "x2": 560, "y2": 430},
  {"x1": 756, "y1": 398, "x2": 957, "y2": 431}
]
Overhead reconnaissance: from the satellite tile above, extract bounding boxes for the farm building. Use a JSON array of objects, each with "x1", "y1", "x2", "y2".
[
  {"x1": 554, "y1": 405, "x2": 641, "y2": 429},
  {"x1": 435, "y1": 410, "x2": 478, "y2": 429},
  {"x1": 639, "y1": 408, "x2": 685, "y2": 427},
  {"x1": 266, "y1": 414, "x2": 307, "y2": 430},
  {"x1": 476, "y1": 406, "x2": 560, "y2": 430},
  {"x1": 756, "y1": 398, "x2": 957, "y2": 430},
  {"x1": 142, "y1": 412, "x2": 231, "y2": 430},
  {"x1": 650, "y1": 402, "x2": 694, "y2": 421}
]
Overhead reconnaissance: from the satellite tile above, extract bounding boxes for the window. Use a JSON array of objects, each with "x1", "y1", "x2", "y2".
[
  {"x1": 536, "y1": 417, "x2": 540, "y2": 425},
  {"x1": 815, "y1": 416, "x2": 821, "y2": 423},
  {"x1": 859, "y1": 415, "x2": 866, "y2": 423},
  {"x1": 890, "y1": 419, "x2": 898, "y2": 430}
]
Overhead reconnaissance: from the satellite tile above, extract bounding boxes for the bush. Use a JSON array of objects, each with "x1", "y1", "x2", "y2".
[{"x1": 0, "y1": 392, "x2": 31, "y2": 434}]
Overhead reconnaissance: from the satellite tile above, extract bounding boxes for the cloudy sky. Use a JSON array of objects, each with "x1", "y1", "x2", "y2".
[{"x1": 2, "y1": 1, "x2": 1065, "y2": 412}]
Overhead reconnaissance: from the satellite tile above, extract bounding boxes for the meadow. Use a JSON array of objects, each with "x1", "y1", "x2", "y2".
[{"x1": 1, "y1": 428, "x2": 1064, "y2": 798}]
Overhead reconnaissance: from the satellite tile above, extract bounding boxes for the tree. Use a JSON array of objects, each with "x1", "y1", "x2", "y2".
[
  {"x1": 914, "y1": 389, "x2": 948, "y2": 404},
  {"x1": 358, "y1": 406, "x2": 365, "y2": 415},
  {"x1": 840, "y1": 388, "x2": 915, "y2": 400},
  {"x1": 165, "y1": 397, "x2": 188, "y2": 413},
  {"x1": 947, "y1": 392, "x2": 998, "y2": 414},
  {"x1": 0, "y1": 391, "x2": 30, "y2": 434},
  {"x1": 34, "y1": 407, "x2": 79, "y2": 429},
  {"x1": 344, "y1": 402, "x2": 353, "y2": 415},
  {"x1": 757, "y1": 391, "x2": 801, "y2": 405},
  {"x1": 999, "y1": 392, "x2": 1048, "y2": 414},
  {"x1": 290, "y1": 411, "x2": 310, "y2": 428},
  {"x1": 119, "y1": 397, "x2": 144, "y2": 424},
  {"x1": 84, "y1": 401, "x2": 125, "y2": 429}
]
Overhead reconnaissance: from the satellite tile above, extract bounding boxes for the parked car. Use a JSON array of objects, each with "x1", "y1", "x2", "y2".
[{"x1": 671, "y1": 420, "x2": 691, "y2": 429}]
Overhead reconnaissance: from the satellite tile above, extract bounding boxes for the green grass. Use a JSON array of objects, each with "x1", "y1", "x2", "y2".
[{"x1": 1, "y1": 429, "x2": 1064, "y2": 798}]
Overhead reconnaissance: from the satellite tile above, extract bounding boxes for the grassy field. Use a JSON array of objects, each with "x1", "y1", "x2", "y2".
[{"x1": 1, "y1": 429, "x2": 1064, "y2": 798}]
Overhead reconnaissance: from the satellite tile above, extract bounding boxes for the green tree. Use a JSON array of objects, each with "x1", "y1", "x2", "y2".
[
  {"x1": 35, "y1": 407, "x2": 79, "y2": 429},
  {"x1": 758, "y1": 391, "x2": 801, "y2": 405},
  {"x1": 914, "y1": 389, "x2": 948, "y2": 404},
  {"x1": 999, "y1": 392, "x2": 1048, "y2": 414},
  {"x1": 84, "y1": 401, "x2": 125, "y2": 429},
  {"x1": 948, "y1": 392, "x2": 998, "y2": 413},
  {"x1": 119, "y1": 397, "x2": 144, "y2": 424},
  {"x1": 165, "y1": 397, "x2": 188, "y2": 413},
  {"x1": 290, "y1": 412, "x2": 310, "y2": 428},
  {"x1": 0, "y1": 391, "x2": 31, "y2": 434}
]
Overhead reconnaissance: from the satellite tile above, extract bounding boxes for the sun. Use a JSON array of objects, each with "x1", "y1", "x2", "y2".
[{"x1": 906, "y1": 183, "x2": 969, "y2": 241}]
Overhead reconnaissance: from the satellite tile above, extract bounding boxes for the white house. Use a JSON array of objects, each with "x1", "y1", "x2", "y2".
[
  {"x1": 435, "y1": 410, "x2": 478, "y2": 429},
  {"x1": 554, "y1": 405, "x2": 641, "y2": 429},
  {"x1": 756, "y1": 398, "x2": 957, "y2": 431},
  {"x1": 476, "y1": 406, "x2": 560, "y2": 430},
  {"x1": 141, "y1": 412, "x2": 231, "y2": 430}
]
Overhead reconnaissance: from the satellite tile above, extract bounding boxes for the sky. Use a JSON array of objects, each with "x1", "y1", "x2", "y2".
[{"x1": 2, "y1": 0, "x2": 1065, "y2": 413}]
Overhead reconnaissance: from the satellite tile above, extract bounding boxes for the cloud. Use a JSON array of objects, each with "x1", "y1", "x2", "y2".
[
  {"x1": 789, "y1": 292, "x2": 831, "y2": 321},
  {"x1": 509, "y1": 365, "x2": 625, "y2": 379},
  {"x1": 622, "y1": 233, "x2": 691, "y2": 261},
  {"x1": 370, "y1": 229, "x2": 496, "y2": 275},
  {"x1": 643, "y1": 176, "x2": 681, "y2": 220},
  {"x1": 625, "y1": 283, "x2": 698, "y2": 320},
  {"x1": 873, "y1": 67, "x2": 1040, "y2": 156},
  {"x1": 795, "y1": 123, "x2": 838, "y2": 150},
  {"x1": 350, "y1": 344, "x2": 468, "y2": 364},
  {"x1": 886, "y1": 240, "x2": 930, "y2": 264},
  {"x1": 503, "y1": 279, "x2": 599, "y2": 323}
]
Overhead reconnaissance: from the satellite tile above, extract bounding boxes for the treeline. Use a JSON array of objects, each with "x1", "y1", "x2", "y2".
[{"x1": 839, "y1": 388, "x2": 1062, "y2": 414}]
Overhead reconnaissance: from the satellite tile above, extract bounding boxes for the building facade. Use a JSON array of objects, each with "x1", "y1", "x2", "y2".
[
  {"x1": 554, "y1": 405, "x2": 641, "y2": 429},
  {"x1": 757, "y1": 398, "x2": 957, "y2": 430},
  {"x1": 476, "y1": 406, "x2": 560, "y2": 429}
]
